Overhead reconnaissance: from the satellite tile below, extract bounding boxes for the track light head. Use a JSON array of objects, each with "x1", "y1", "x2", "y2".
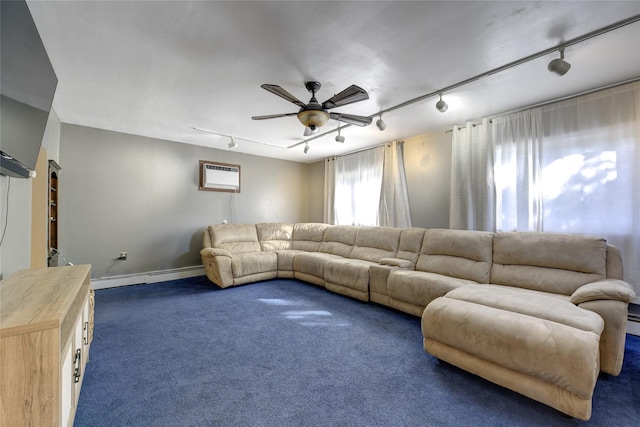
[
  {"x1": 376, "y1": 116, "x2": 386, "y2": 131},
  {"x1": 228, "y1": 137, "x2": 238, "y2": 149},
  {"x1": 304, "y1": 143, "x2": 310, "y2": 154},
  {"x1": 335, "y1": 127, "x2": 345, "y2": 143},
  {"x1": 436, "y1": 94, "x2": 448, "y2": 113},
  {"x1": 548, "y1": 48, "x2": 571, "y2": 76}
]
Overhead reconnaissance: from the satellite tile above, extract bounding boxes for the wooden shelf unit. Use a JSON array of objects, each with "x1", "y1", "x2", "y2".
[
  {"x1": 48, "y1": 160, "x2": 61, "y2": 263},
  {"x1": 0, "y1": 265, "x2": 93, "y2": 427}
]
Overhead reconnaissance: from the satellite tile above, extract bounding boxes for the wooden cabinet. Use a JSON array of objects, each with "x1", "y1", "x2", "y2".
[{"x1": 0, "y1": 265, "x2": 93, "y2": 427}]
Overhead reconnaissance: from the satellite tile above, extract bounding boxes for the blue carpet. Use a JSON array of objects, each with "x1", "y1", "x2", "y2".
[{"x1": 75, "y1": 277, "x2": 640, "y2": 426}]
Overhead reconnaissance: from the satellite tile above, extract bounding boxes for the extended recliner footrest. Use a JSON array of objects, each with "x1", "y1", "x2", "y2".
[{"x1": 421, "y1": 284, "x2": 604, "y2": 421}]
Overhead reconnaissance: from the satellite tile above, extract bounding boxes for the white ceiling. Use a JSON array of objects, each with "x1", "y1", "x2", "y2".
[{"x1": 27, "y1": 1, "x2": 640, "y2": 163}]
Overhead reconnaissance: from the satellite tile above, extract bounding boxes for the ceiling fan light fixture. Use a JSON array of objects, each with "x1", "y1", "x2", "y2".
[
  {"x1": 228, "y1": 137, "x2": 238, "y2": 149},
  {"x1": 436, "y1": 94, "x2": 448, "y2": 113},
  {"x1": 376, "y1": 115, "x2": 386, "y2": 131},
  {"x1": 548, "y1": 48, "x2": 571, "y2": 76},
  {"x1": 297, "y1": 109, "x2": 330, "y2": 129}
]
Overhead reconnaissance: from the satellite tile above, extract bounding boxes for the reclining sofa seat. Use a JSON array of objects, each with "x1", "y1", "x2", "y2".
[
  {"x1": 324, "y1": 226, "x2": 403, "y2": 301},
  {"x1": 385, "y1": 229, "x2": 494, "y2": 316},
  {"x1": 421, "y1": 231, "x2": 636, "y2": 420},
  {"x1": 369, "y1": 227, "x2": 427, "y2": 306},
  {"x1": 274, "y1": 223, "x2": 328, "y2": 278},
  {"x1": 293, "y1": 225, "x2": 359, "y2": 287},
  {"x1": 201, "y1": 223, "x2": 278, "y2": 288}
]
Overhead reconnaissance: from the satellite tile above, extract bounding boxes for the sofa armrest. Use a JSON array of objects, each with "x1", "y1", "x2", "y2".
[
  {"x1": 379, "y1": 257, "x2": 415, "y2": 269},
  {"x1": 570, "y1": 279, "x2": 636, "y2": 305},
  {"x1": 200, "y1": 247, "x2": 233, "y2": 258}
]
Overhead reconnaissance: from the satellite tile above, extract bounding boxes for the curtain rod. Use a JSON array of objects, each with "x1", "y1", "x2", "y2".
[
  {"x1": 293, "y1": 13, "x2": 640, "y2": 148},
  {"x1": 446, "y1": 77, "x2": 640, "y2": 133},
  {"x1": 324, "y1": 141, "x2": 405, "y2": 161}
]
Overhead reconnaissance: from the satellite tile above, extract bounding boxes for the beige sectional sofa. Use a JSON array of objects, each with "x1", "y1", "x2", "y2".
[{"x1": 200, "y1": 222, "x2": 636, "y2": 420}]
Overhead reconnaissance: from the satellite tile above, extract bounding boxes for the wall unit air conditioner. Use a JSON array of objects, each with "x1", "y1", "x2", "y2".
[{"x1": 199, "y1": 160, "x2": 241, "y2": 193}]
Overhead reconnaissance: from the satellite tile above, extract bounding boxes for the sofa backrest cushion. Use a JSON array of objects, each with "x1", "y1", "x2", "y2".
[
  {"x1": 351, "y1": 226, "x2": 402, "y2": 262},
  {"x1": 291, "y1": 223, "x2": 328, "y2": 252},
  {"x1": 491, "y1": 231, "x2": 608, "y2": 295},
  {"x1": 416, "y1": 229, "x2": 494, "y2": 283},
  {"x1": 256, "y1": 223, "x2": 293, "y2": 251},
  {"x1": 396, "y1": 228, "x2": 427, "y2": 264},
  {"x1": 208, "y1": 224, "x2": 260, "y2": 254},
  {"x1": 320, "y1": 225, "x2": 358, "y2": 258},
  {"x1": 606, "y1": 244, "x2": 624, "y2": 280}
]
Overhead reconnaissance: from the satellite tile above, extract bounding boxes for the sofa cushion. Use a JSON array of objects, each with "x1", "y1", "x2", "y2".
[
  {"x1": 388, "y1": 269, "x2": 476, "y2": 309},
  {"x1": 256, "y1": 223, "x2": 293, "y2": 251},
  {"x1": 350, "y1": 226, "x2": 402, "y2": 262},
  {"x1": 416, "y1": 229, "x2": 493, "y2": 283},
  {"x1": 293, "y1": 252, "x2": 342, "y2": 279},
  {"x1": 291, "y1": 223, "x2": 328, "y2": 252},
  {"x1": 491, "y1": 232, "x2": 608, "y2": 295},
  {"x1": 230, "y1": 251, "x2": 277, "y2": 277},
  {"x1": 445, "y1": 285, "x2": 602, "y2": 332},
  {"x1": 396, "y1": 228, "x2": 427, "y2": 264},
  {"x1": 319, "y1": 226, "x2": 358, "y2": 258},
  {"x1": 325, "y1": 258, "x2": 377, "y2": 295},
  {"x1": 209, "y1": 224, "x2": 260, "y2": 254}
]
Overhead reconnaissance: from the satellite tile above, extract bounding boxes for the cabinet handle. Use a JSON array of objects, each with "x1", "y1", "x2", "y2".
[
  {"x1": 83, "y1": 321, "x2": 89, "y2": 345},
  {"x1": 74, "y1": 348, "x2": 82, "y2": 383}
]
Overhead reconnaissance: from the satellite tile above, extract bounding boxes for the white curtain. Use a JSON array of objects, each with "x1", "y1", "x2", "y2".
[
  {"x1": 379, "y1": 141, "x2": 412, "y2": 227},
  {"x1": 334, "y1": 146, "x2": 384, "y2": 226},
  {"x1": 486, "y1": 81, "x2": 640, "y2": 300},
  {"x1": 493, "y1": 110, "x2": 543, "y2": 231},
  {"x1": 540, "y1": 84, "x2": 640, "y2": 296},
  {"x1": 449, "y1": 118, "x2": 495, "y2": 231},
  {"x1": 323, "y1": 157, "x2": 336, "y2": 224}
]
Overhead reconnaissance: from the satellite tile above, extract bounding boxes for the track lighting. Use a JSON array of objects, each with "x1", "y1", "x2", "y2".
[
  {"x1": 335, "y1": 127, "x2": 345, "y2": 143},
  {"x1": 228, "y1": 137, "x2": 238, "y2": 149},
  {"x1": 376, "y1": 115, "x2": 386, "y2": 131},
  {"x1": 436, "y1": 94, "x2": 448, "y2": 113},
  {"x1": 548, "y1": 48, "x2": 571, "y2": 76},
  {"x1": 304, "y1": 143, "x2": 310, "y2": 154}
]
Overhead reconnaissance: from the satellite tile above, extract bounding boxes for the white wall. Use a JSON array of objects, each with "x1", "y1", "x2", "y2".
[{"x1": 59, "y1": 124, "x2": 313, "y2": 279}]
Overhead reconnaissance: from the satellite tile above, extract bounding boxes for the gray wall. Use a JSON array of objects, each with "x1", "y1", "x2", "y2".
[
  {"x1": 59, "y1": 124, "x2": 312, "y2": 279},
  {"x1": 403, "y1": 131, "x2": 452, "y2": 229},
  {"x1": 307, "y1": 160, "x2": 325, "y2": 223}
]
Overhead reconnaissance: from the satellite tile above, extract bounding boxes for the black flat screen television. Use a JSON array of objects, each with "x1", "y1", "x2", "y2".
[{"x1": 1, "y1": 0, "x2": 57, "y2": 178}]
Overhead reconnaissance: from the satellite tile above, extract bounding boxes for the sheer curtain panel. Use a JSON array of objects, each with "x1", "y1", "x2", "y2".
[
  {"x1": 493, "y1": 110, "x2": 544, "y2": 232},
  {"x1": 334, "y1": 147, "x2": 384, "y2": 226},
  {"x1": 379, "y1": 141, "x2": 412, "y2": 227},
  {"x1": 449, "y1": 119, "x2": 495, "y2": 231},
  {"x1": 323, "y1": 157, "x2": 336, "y2": 224},
  {"x1": 491, "y1": 82, "x2": 640, "y2": 301}
]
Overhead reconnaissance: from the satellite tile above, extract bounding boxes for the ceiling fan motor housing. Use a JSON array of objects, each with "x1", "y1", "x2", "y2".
[{"x1": 298, "y1": 81, "x2": 330, "y2": 129}]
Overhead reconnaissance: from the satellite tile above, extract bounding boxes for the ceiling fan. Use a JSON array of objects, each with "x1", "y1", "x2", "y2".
[{"x1": 251, "y1": 81, "x2": 372, "y2": 135}]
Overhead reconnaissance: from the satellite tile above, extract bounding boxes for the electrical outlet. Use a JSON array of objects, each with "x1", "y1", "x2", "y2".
[{"x1": 119, "y1": 252, "x2": 128, "y2": 260}]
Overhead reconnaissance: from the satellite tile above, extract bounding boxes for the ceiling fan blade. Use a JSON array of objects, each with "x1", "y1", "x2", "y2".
[
  {"x1": 322, "y1": 85, "x2": 369, "y2": 109},
  {"x1": 330, "y1": 112, "x2": 372, "y2": 127},
  {"x1": 251, "y1": 112, "x2": 298, "y2": 120},
  {"x1": 261, "y1": 84, "x2": 306, "y2": 108}
]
